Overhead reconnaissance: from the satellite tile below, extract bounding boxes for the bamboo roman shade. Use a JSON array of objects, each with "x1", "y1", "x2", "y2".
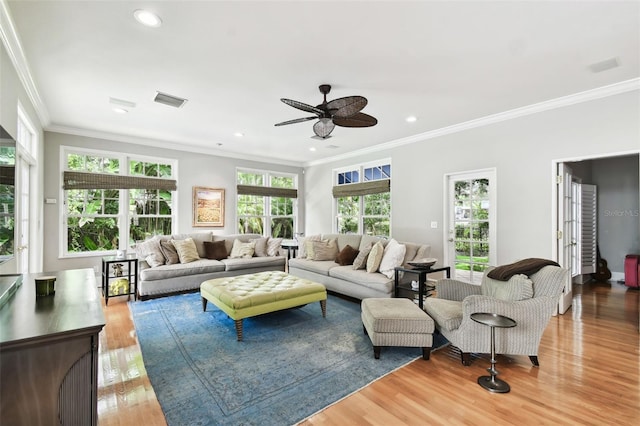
[
  {"x1": 63, "y1": 171, "x2": 177, "y2": 191},
  {"x1": 332, "y1": 179, "x2": 390, "y2": 198},
  {"x1": 237, "y1": 184, "x2": 297, "y2": 198}
]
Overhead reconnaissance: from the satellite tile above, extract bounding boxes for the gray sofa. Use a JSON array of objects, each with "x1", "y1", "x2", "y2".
[
  {"x1": 135, "y1": 232, "x2": 286, "y2": 299},
  {"x1": 288, "y1": 234, "x2": 431, "y2": 300}
]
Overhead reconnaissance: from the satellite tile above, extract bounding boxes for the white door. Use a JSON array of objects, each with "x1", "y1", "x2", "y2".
[
  {"x1": 557, "y1": 163, "x2": 574, "y2": 314},
  {"x1": 445, "y1": 169, "x2": 496, "y2": 284},
  {"x1": 16, "y1": 157, "x2": 30, "y2": 274}
]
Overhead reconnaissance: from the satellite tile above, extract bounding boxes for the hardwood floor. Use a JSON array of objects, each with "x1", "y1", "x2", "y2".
[{"x1": 97, "y1": 281, "x2": 639, "y2": 425}]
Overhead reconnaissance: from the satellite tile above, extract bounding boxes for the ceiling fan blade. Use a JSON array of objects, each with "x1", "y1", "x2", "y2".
[
  {"x1": 274, "y1": 116, "x2": 317, "y2": 126},
  {"x1": 313, "y1": 118, "x2": 335, "y2": 138},
  {"x1": 326, "y1": 96, "x2": 367, "y2": 118},
  {"x1": 281, "y1": 98, "x2": 324, "y2": 115},
  {"x1": 333, "y1": 112, "x2": 378, "y2": 128}
]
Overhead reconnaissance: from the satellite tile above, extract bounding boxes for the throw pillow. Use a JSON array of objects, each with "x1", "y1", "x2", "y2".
[
  {"x1": 335, "y1": 245, "x2": 359, "y2": 266},
  {"x1": 352, "y1": 243, "x2": 372, "y2": 270},
  {"x1": 159, "y1": 240, "x2": 179, "y2": 265},
  {"x1": 171, "y1": 238, "x2": 200, "y2": 264},
  {"x1": 297, "y1": 235, "x2": 320, "y2": 258},
  {"x1": 309, "y1": 239, "x2": 339, "y2": 261},
  {"x1": 378, "y1": 238, "x2": 407, "y2": 279},
  {"x1": 135, "y1": 236, "x2": 165, "y2": 267},
  {"x1": 251, "y1": 237, "x2": 269, "y2": 257},
  {"x1": 481, "y1": 273, "x2": 534, "y2": 301},
  {"x1": 203, "y1": 240, "x2": 228, "y2": 260},
  {"x1": 145, "y1": 253, "x2": 164, "y2": 268},
  {"x1": 229, "y1": 239, "x2": 256, "y2": 259},
  {"x1": 267, "y1": 237, "x2": 283, "y2": 256},
  {"x1": 366, "y1": 241, "x2": 385, "y2": 273}
]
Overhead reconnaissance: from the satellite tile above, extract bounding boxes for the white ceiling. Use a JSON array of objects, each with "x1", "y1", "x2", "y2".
[{"x1": 5, "y1": 1, "x2": 640, "y2": 165}]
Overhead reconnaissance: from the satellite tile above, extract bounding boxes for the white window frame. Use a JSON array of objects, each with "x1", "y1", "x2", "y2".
[
  {"x1": 236, "y1": 167, "x2": 298, "y2": 238},
  {"x1": 333, "y1": 159, "x2": 391, "y2": 236},
  {"x1": 59, "y1": 146, "x2": 177, "y2": 258}
]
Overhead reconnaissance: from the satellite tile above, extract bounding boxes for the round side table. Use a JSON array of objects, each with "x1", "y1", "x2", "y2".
[{"x1": 470, "y1": 312, "x2": 517, "y2": 393}]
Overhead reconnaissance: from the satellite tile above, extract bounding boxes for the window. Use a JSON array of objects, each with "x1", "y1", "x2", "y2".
[
  {"x1": 62, "y1": 147, "x2": 176, "y2": 256},
  {"x1": 334, "y1": 161, "x2": 391, "y2": 236},
  {"x1": 236, "y1": 169, "x2": 297, "y2": 238}
]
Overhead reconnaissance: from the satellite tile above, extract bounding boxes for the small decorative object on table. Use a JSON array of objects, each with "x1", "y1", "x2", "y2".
[
  {"x1": 35, "y1": 276, "x2": 56, "y2": 297},
  {"x1": 408, "y1": 257, "x2": 438, "y2": 269}
]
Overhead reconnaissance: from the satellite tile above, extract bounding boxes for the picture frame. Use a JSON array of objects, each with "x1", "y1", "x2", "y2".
[{"x1": 193, "y1": 187, "x2": 225, "y2": 227}]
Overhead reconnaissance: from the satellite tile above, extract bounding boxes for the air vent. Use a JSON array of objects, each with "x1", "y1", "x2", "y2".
[
  {"x1": 154, "y1": 91, "x2": 188, "y2": 108},
  {"x1": 588, "y1": 57, "x2": 620, "y2": 73},
  {"x1": 109, "y1": 97, "x2": 136, "y2": 108},
  {"x1": 326, "y1": 145, "x2": 339, "y2": 149}
]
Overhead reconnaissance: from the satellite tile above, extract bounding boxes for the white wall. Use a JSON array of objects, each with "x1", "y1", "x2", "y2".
[
  {"x1": 0, "y1": 41, "x2": 44, "y2": 274},
  {"x1": 304, "y1": 91, "x2": 640, "y2": 267},
  {"x1": 42, "y1": 132, "x2": 303, "y2": 272}
]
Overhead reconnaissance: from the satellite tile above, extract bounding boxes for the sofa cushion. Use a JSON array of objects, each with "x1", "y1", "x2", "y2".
[
  {"x1": 140, "y1": 259, "x2": 225, "y2": 281},
  {"x1": 335, "y1": 244, "x2": 359, "y2": 266},
  {"x1": 378, "y1": 239, "x2": 407, "y2": 279},
  {"x1": 359, "y1": 235, "x2": 386, "y2": 252},
  {"x1": 230, "y1": 239, "x2": 256, "y2": 259},
  {"x1": 251, "y1": 237, "x2": 269, "y2": 257},
  {"x1": 288, "y1": 258, "x2": 336, "y2": 276},
  {"x1": 308, "y1": 239, "x2": 339, "y2": 261},
  {"x1": 213, "y1": 233, "x2": 262, "y2": 256},
  {"x1": 328, "y1": 266, "x2": 394, "y2": 293},
  {"x1": 172, "y1": 238, "x2": 200, "y2": 264},
  {"x1": 481, "y1": 273, "x2": 534, "y2": 301},
  {"x1": 221, "y1": 256, "x2": 285, "y2": 271},
  {"x1": 159, "y1": 240, "x2": 179, "y2": 265},
  {"x1": 297, "y1": 235, "x2": 320, "y2": 258},
  {"x1": 171, "y1": 232, "x2": 212, "y2": 258},
  {"x1": 135, "y1": 236, "x2": 165, "y2": 266},
  {"x1": 322, "y1": 233, "x2": 362, "y2": 252},
  {"x1": 352, "y1": 243, "x2": 372, "y2": 270},
  {"x1": 366, "y1": 241, "x2": 385, "y2": 273},
  {"x1": 204, "y1": 240, "x2": 228, "y2": 260},
  {"x1": 267, "y1": 237, "x2": 283, "y2": 256},
  {"x1": 423, "y1": 298, "x2": 463, "y2": 332}
]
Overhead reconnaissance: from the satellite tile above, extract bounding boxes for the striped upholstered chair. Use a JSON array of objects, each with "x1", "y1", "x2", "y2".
[{"x1": 424, "y1": 265, "x2": 568, "y2": 366}]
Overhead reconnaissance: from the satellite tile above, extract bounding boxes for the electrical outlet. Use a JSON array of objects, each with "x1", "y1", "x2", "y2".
[{"x1": 430, "y1": 221, "x2": 438, "y2": 229}]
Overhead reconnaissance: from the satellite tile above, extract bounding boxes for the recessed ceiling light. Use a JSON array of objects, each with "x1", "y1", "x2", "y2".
[
  {"x1": 406, "y1": 115, "x2": 417, "y2": 123},
  {"x1": 113, "y1": 107, "x2": 128, "y2": 114},
  {"x1": 309, "y1": 147, "x2": 316, "y2": 152},
  {"x1": 133, "y1": 10, "x2": 162, "y2": 28},
  {"x1": 234, "y1": 132, "x2": 244, "y2": 138}
]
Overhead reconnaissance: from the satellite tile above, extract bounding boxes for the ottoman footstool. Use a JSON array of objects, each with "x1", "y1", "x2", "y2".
[
  {"x1": 361, "y1": 298, "x2": 434, "y2": 360},
  {"x1": 200, "y1": 271, "x2": 327, "y2": 341}
]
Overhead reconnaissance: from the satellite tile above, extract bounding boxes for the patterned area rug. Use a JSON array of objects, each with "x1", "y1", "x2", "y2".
[{"x1": 130, "y1": 293, "x2": 421, "y2": 426}]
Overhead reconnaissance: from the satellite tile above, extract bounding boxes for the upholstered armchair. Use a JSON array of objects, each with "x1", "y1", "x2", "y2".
[{"x1": 424, "y1": 265, "x2": 568, "y2": 366}]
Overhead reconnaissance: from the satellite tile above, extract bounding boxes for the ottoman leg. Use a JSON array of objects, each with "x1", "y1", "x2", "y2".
[
  {"x1": 201, "y1": 297, "x2": 208, "y2": 311},
  {"x1": 320, "y1": 299, "x2": 327, "y2": 317},
  {"x1": 235, "y1": 319, "x2": 243, "y2": 341},
  {"x1": 422, "y1": 347, "x2": 432, "y2": 360},
  {"x1": 373, "y1": 346, "x2": 381, "y2": 360}
]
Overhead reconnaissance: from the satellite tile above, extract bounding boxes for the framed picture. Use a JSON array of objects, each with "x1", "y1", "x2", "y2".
[{"x1": 193, "y1": 187, "x2": 225, "y2": 227}]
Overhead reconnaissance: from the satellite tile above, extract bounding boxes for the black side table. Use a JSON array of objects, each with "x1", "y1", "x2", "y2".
[
  {"x1": 281, "y1": 241, "x2": 299, "y2": 260},
  {"x1": 101, "y1": 255, "x2": 138, "y2": 305},
  {"x1": 470, "y1": 312, "x2": 517, "y2": 393},
  {"x1": 394, "y1": 265, "x2": 451, "y2": 309}
]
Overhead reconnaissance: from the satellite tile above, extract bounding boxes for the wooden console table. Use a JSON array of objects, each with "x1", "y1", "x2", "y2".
[{"x1": 0, "y1": 268, "x2": 105, "y2": 425}]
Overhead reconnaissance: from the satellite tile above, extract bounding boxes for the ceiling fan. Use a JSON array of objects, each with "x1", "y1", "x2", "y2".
[{"x1": 275, "y1": 84, "x2": 378, "y2": 139}]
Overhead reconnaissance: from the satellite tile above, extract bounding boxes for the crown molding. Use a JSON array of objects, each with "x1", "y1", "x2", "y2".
[
  {"x1": 304, "y1": 78, "x2": 640, "y2": 167},
  {"x1": 0, "y1": 0, "x2": 49, "y2": 126},
  {"x1": 46, "y1": 124, "x2": 303, "y2": 168}
]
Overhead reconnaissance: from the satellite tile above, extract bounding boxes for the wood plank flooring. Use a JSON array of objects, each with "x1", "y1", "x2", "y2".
[{"x1": 97, "y1": 281, "x2": 639, "y2": 425}]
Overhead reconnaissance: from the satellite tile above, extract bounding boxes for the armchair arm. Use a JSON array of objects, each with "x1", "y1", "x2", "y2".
[{"x1": 436, "y1": 279, "x2": 481, "y2": 301}]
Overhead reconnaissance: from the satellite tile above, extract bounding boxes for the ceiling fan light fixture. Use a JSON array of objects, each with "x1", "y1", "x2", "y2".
[{"x1": 313, "y1": 118, "x2": 335, "y2": 138}]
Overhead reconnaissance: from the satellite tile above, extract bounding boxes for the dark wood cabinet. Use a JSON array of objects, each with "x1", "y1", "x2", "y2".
[{"x1": 0, "y1": 269, "x2": 105, "y2": 425}]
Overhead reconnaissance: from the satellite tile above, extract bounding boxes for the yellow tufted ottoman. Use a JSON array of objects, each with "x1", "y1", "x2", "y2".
[{"x1": 200, "y1": 271, "x2": 327, "y2": 341}]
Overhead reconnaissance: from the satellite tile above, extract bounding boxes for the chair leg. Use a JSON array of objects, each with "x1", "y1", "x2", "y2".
[
  {"x1": 529, "y1": 355, "x2": 539, "y2": 366},
  {"x1": 422, "y1": 347, "x2": 431, "y2": 360},
  {"x1": 373, "y1": 346, "x2": 381, "y2": 359},
  {"x1": 461, "y1": 352, "x2": 472, "y2": 366},
  {"x1": 201, "y1": 297, "x2": 207, "y2": 311}
]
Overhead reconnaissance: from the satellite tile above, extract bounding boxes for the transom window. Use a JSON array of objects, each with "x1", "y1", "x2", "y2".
[
  {"x1": 334, "y1": 161, "x2": 391, "y2": 237},
  {"x1": 236, "y1": 169, "x2": 297, "y2": 238},
  {"x1": 61, "y1": 147, "x2": 176, "y2": 256}
]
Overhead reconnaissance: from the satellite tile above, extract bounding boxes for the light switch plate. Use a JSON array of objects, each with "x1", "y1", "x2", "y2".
[{"x1": 430, "y1": 221, "x2": 438, "y2": 229}]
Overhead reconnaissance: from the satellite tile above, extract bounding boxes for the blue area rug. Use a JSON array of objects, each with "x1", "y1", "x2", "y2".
[{"x1": 129, "y1": 293, "x2": 421, "y2": 426}]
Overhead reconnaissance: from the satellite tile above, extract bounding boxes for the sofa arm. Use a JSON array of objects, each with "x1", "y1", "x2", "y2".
[{"x1": 436, "y1": 279, "x2": 481, "y2": 301}]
